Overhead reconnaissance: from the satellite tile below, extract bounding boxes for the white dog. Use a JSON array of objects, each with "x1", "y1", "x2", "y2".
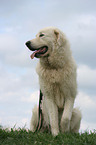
[{"x1": 25, "y1": 27, "x2": 82, "y2": 136}]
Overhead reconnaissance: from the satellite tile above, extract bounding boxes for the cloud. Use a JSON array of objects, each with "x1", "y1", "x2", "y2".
[
  {"x1": 1, "y1": 116, "x2": 30, "y2": 129},
  {"x1": 21, "y1": 91, "x2": 39, "y2": 104},
  {"x1": 0, "y1": 118, "x2": 2, "y2": 124},
  {"x1": 75, "y1": 91, "x2": 96, "y2": 130},
  {"x1": 81, "y1": 120, "x2": 96, "y2": 132},
  {"x1": 0, "y1": 0, "x2": 27, "y2": 17},
  {"x1": 77, "y1": 65, "x2": 96, "y2": 94},
  {"x1": 21, "y1": 118, "x2": 29, "y2": 126},
  {"x1": 75, "y1": 92, "x2": 96, "y2": 110},
  {"x1": 67, "y1": 14, "x2": 96, "y2": 68},
  {"x1": 0, "y1": 34, "x2": 19, "y2": 53},
  {"x1": 0, "y1": 66, "x2": 39, "y2": 103}
]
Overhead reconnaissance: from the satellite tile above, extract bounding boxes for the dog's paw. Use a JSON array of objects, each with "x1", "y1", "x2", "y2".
[
  {"x1": 51, "y1": 128, "x2": 59, "y2": 137},
  {"x1": 60, "y1": 118, "x2": 70, "y2": 133}
]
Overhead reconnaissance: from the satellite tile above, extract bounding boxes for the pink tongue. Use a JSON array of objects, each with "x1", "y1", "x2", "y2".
[
  {"x1": 30, "y1": 49, "x2": 40, "y2": 59},
  {"x1": 30, "y1": 47, "x2": 46, "y2": 59}
]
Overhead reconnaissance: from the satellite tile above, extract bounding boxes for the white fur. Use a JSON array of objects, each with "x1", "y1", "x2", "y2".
[{"x1": 29, "y1": 27, "x2": 82, "y2": 136}]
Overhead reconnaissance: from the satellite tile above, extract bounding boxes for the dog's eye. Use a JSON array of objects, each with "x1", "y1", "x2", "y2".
[{"x1": 39, "y1": 33, "x2": 45, "y2": 37}]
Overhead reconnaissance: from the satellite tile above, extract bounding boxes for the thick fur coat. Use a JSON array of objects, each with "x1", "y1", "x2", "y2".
[{"x1": 26, "y1": 27, "x2": 82, "y2": 136}]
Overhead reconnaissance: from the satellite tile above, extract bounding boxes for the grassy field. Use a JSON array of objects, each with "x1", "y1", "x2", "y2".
[{"x1": 0, "y1": 128, "x2": 96, "y2": 145}]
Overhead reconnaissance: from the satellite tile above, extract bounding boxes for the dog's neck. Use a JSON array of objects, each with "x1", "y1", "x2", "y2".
[
  {"x1": 39, "y1": 54, "x2": 67, "y2": 69},
  {"x1": 40, "y1": 57, "x2": 51, "y2": 68}
]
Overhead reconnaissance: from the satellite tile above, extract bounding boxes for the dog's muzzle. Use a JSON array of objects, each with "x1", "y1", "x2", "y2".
[{"x1": 25, "y1": 40, "x2": 48, "y2": 59}]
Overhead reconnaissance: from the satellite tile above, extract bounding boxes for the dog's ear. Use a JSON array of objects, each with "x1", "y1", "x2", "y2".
[
  {"x1": 54, "y1": 29, "x2": 66, "y2": 46},
  {"x1": 54, "y1": 30, "x2": 59, "y2": 40}
]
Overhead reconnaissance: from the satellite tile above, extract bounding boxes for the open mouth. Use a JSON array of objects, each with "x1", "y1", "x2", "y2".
[{"x1": 30, "y1": 46, "x2": 48, "y2": 59}]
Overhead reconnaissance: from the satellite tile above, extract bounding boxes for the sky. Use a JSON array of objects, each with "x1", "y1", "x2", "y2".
[{"x1": 0, "y1": 0, "x2": 96, "y2": 132}]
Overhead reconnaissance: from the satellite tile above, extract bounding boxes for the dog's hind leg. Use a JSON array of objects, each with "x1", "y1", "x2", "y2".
[
  {"x1": 70, "y1": 108, "x2": 82, "y2": 133},
  {"x1": 30, "y1": 105, "x2": 38, "y2": 132}
]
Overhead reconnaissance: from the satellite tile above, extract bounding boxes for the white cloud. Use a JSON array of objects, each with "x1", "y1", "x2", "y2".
[
  {"x1": 77, "y1": 65, "x2": 96, "y2": 91},
  {"x1": 3, "y1": 117, "x2": 30, "y2": 129},
  {"x1": 68, "y1": 14, "x2": 96, "y2": 68},
  {"x1": 25, "y1": 110, "x2": 32, "y2": 115},
  {"x1": 75, "y1": 92, "x2": 96, "y2": 109},
  {"x1": 0, "y1": 118, "x2": 2, "y2": 124},
  {"x1": 81, "y1": 120, "x2": 96, "y2": 132},
  {"x1": 0, "y1": 60, "x2": 39, "y2": 100},
  {"x1": 77, "y1": 15, "x2": 96, "y2": 30},
  {"x1": 0, "y1": 34, "x2": 19, "y2": 53},
  {"x1": 21, "y1": 118, "x2": 29, "y2": 125},
  {"x1": 21, "y1": 91, "x2": 39, "y2": 105},
  {"x1": 75, "y1": 91, "x2": 96, "y2": 131}
]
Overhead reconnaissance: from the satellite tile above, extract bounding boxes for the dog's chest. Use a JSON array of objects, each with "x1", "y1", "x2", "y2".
[{"x1": 53, "y1": 84, "x2": 65, "y2": 109}]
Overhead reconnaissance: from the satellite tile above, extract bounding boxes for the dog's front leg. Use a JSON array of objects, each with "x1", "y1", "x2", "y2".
[
  {"x1": 60, "y1": 97, "x2": 74, "y2": 132},
  {"x1": 45, "y1": 97, "x2": 59, "y2": 136}
]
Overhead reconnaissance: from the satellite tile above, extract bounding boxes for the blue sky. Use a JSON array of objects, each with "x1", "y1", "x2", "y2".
[{"x1": 0, "y1": 0, "x2": 96, "y2": 132}]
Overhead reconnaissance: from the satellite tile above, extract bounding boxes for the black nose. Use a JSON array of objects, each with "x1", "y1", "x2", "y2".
[{"x1": 25, "y1": 41, "x2": 31, "y2": 47}]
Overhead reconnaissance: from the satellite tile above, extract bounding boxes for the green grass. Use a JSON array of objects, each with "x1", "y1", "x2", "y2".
[{"x1": 0, "y1": 128, "x2": 96, "y2": 145}]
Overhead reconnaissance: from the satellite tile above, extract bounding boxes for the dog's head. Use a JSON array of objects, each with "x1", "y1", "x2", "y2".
[{"x1": 25, "y1": 27, "x2": 68, "y2": 59}]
